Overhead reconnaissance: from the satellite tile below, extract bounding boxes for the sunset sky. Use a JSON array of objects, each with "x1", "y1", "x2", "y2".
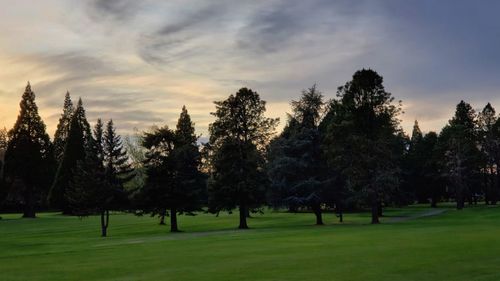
[{"x1": 1, "y1": 0, "x2": 500, "y2": 138}]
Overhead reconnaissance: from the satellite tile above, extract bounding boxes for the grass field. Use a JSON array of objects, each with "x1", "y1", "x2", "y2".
[{"x1": 1, "y1": 205, "x2": 500, "y2": 281}]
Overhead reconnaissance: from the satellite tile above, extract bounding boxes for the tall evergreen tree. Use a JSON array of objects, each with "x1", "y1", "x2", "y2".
[
  {"x1": 0, "y1": 127, "x2": 8, "y2": 210},
  {"x1": 267, "y1": 85, "x2": 329, "y2": 225},
  {"x1": 49, "y1": 98, "x2": 91, "y2": 213},
  {"x1": 207, "y1": 88, "x2": 278, "y2": 229},
  {"x1": 139, "y1": 107, "x2": 204, "y2": 232},
  {"x1": 93, "y1": 119, "x2": 104, "y2": 163},
  {"x1": 3, "y1": 83, "x2": 54, "y2": 218},
  {"x1": 440, "y1": 100, "x2": 481, "y2": 209},
  {"x1": 103, "y1": 119, "x2": 134, "y2": 191},
  {"x1": 478, "y1": 103, "x2": 497, "y2": 204},
  {"x1": 53, "y1": 91, "x2": 74, "y2": 162},
  {"x1": 323, "y1": 69, "x2": 402, "y2": 224}
]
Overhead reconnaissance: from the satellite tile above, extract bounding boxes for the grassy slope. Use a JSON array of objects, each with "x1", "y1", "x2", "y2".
[{"x1": 1, "y1": 205, "x2": 500, "y2": 281}]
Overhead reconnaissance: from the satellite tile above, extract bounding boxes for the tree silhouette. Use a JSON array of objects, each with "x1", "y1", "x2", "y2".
[
  {"x1": 3, "y1": 83, "x2": 54, "y2": 218},
  {"x1": 208, "y1": 88, "x2": 278, "y2": 229}
]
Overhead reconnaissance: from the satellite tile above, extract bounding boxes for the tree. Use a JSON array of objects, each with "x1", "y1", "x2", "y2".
[
  {"x1": 103, "y1": 119, "x2": 134, "y2": 194},
  {"x1": 323, "y1": 69, "x2": 402, "y2": 224},
  {"x1": 0, "y1": 127, "x2": 8, "y2": 211},
  {"x1": 267, "y1": 85, "x2": 329, "y2": 225},
  {"x1": 50, "y1": 98, "x2": 91, "y2": 213},
  {"x1": 3, "y1": 83, "x2": 54, "y2": 218},
  {"x1": 139, "y1": 107, "x2": 204, "y2": 232},
  {"x1": 440, "y1": 101, "x2": 481, "y2": 209},
  {"x1": 208, "y1": 88, "x2": 278, "y2": 229},
  {"x1": 478, "y1": 103, "x2": 497, "y2": 204},
  {"x1": 53, "y1": 91, "x2": 74, "y2": 162}
]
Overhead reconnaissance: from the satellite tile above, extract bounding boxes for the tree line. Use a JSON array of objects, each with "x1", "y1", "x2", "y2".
[{"x1": 0, "y1": 69, "x2": 498, "y2": 236}]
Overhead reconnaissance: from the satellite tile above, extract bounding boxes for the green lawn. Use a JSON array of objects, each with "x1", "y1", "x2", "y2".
[{"x1": 1, "y1": 205, "x2": 500, "y2": 281}]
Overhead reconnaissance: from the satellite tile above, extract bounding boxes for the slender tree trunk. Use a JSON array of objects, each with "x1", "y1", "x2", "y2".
[
  {"x1": 377, "y1": 201, "x2": 383, "y2": 217},
  {"x1": 337, "y1": 202, "x2": 343, "y2": 223},
  {"x1": 159, "y1": 209, "x2": 166, "y2": 225},
  {"x1": 170, "y1": 207, "x2": 179, "y2": 232},
  {"x1": 100, "y1": 210, "x2": 109, "y2": 237},
  {"x1": 430, "y1": 196, "x2": 437, "y2": 208},
  {"x1": 456, "y1": 194, "x2": 464, "y2": 210},
  {"x1": 371, "y1": 195, "x2": 380, "y2": 224},
  {"x1": 246, "y1": 208, "x2": 252, "y2": 218},
  {"x1": 313, "y1": 205, "x2": 323, "y2": 225},
  {"x1": 22, "y1": 186, "x2": 36, "y2": 218},
  {"x1": 238, "y1": 205, "x2": 248, "y2": 229}
]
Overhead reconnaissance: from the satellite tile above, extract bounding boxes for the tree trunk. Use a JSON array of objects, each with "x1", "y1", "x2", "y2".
[
  {"x1": 100, "y1": 210, "x2": 109, "y2": 237},
  {"x1": 456, "y1": 195, "x2": 464, "y2": 210},
  {"x1": 22, "y1": 186, "x2": 36, "y2": 218},
  {"x1": 430, "y1": 197, "x2": 437, "y2": 208},
  {"x1": 313, "y1": 205, "x2": 323, "y2": 225},
  {"x1": 238, "y1": 205, "x2": 248, "y2": 229},
  {"x1": 371, "y1": 196, "x2": 380, "y2": 224},
  {"x1": 377, "y1": 202, "x2": 383, "y2": 217},
  {"x1": 170, "y1": 207, "x2": 179, "y2": 232},
  {"x1": 159, "y1": 209, "x2": 166, "y2": 225},
  {"x1": 337, "y1": 202, "x2": 343, "y2": 223}
]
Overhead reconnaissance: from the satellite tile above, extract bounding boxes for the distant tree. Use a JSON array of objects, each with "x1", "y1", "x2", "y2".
[
  {"x1": 420, "y1": 132, "x2": 445, "y2": 207},
  {"x1": 0, "y1": 127, "x2": 8, "y2": 210},
  {"x1": 478, "y1": 103, "x2": 497, "y2": 204},
  {"x1": 267, "y1": 85, "x2": 329, "y2": 225},
  {"x1": 93, "y1": 119, "x2": 104, "y2": 163},
  {"x1": 406, "y1": 120, "x2": 426, "y2": 203},
  {"x1": 0, "y1": 127, "x2": 7, "y2": 176},
  {"x1": 53, "y1": 91, "x2": 74, "y2": 162},
  {"x1": 123, "y1": 128, "x2": 147, "y2": 192},
  {"x1": 139, "y1": 107, "x2": 204, "y2": 232},
  {"x1": 323, "y1": 69, "x2": 402, "y2": 224},
  {"x1": 208, "y1": 88, "x2": 278, "y2": 229},
  {"x1": 3, "y1": 83, "x2": 54, "y2": 218},
  {"x1": 103, "y1": 119, "x2": 134, "y2": 196},
  {"x1": 50, "y1": 98, "x2": 91, "y2": 213},
  {"x1": 440, "y1": 101, "x2": 481, "y2": 209}
]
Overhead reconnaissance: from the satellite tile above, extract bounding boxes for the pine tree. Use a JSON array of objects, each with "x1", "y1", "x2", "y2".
[
  {"x1": 207, "y1": 88, "x2": 278, "y2": 229},
  {"x1": 93, "y1": 119, "x2": 104, "y2": 163},
  {"x1": 103, "y1": 119, "x2": 134, "y2": 190},
  {"x1": 53, "y1": 91, "x2": 74, "y2": 162},
  {"x1": 440, "y1": 100, "x2": 481, "y2": 209},
  {"x1": 0, "y1": 127, "x2": 8, "y2": 177},
  {"x1": 0, "y1": 127, "x2": 8, "y2": 209},
  {"x1": 3, "y1": 82, "x2": 54, "y2": 218},
  {"x1": 267, "y1": 86, "x2": 328, "y2": 225},
  {"x1": 478, "y1": 103, "x2": 497, "y2": 204},
  {"x1": 49, "y1": 98, "x2": 91, "y2": 213},
  {"x1": 323, "y1": 69, "x2": 402, "y2": 224},
  {"x1": 66, "y1": 137, "x2": 111, "y2": 236},
  {"x1": 139, "y1": 107, "x2": 205, "y2": 232}
]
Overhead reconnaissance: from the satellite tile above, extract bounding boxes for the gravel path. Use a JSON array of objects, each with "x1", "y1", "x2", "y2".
[{"x1": 386, "y1": 208, "x2": 447, "y2": 223}]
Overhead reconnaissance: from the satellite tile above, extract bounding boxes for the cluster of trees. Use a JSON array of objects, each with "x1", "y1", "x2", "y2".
[{"x1": 1, "y1": 69, "x2": 499, "y2": 236}]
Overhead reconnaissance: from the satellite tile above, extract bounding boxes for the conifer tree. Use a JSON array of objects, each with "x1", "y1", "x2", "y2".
[
  {"x1": 103, "y1": 119, "x2": 134, "y2": 190},
  {"x1": 66, "y1": 137, "x2": 111, "y2": 236},
  {"x1": 139, "y1": 107, "x2": 204, "y2": 232},
  {"x1": 53, "y1": 91, "x2": 74, "y2": 162},
  {"x1": 50, "y1": 98, "x2": 91, "y2": 213},
  {"x1": 323, "y1": 69, "x2": 402, "y2": 224},
  {"x1": 93, "y1": 119, "x2": 104, "y2": 163},
  {"x1": 207, "y1": 88, "x2": 278, "y2": 229},
  {"x1": 3, "y1": 83, "x2": 54, "y2": 218},
  {"x1": 267, "y1": 86, "x2": 329, "y2": 225}
]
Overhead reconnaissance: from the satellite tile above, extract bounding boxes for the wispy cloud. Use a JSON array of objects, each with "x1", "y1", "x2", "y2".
[{"x1": 1, "y1": 0, "x2": 500, "y2": 137}]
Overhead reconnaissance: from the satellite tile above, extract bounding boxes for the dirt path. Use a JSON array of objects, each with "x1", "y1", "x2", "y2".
[{"x1": 386, "y1": 208, "x2": 447, "y2": 223}]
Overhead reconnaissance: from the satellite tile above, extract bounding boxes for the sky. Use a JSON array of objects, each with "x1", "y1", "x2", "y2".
[{"x1": 1, "y1": 0, "x2": 500, "y2": 139}]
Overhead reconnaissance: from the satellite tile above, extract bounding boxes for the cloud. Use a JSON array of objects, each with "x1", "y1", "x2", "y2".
[{"x1": 86, "y1": 0, "x2": 142, "y2": 22}]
